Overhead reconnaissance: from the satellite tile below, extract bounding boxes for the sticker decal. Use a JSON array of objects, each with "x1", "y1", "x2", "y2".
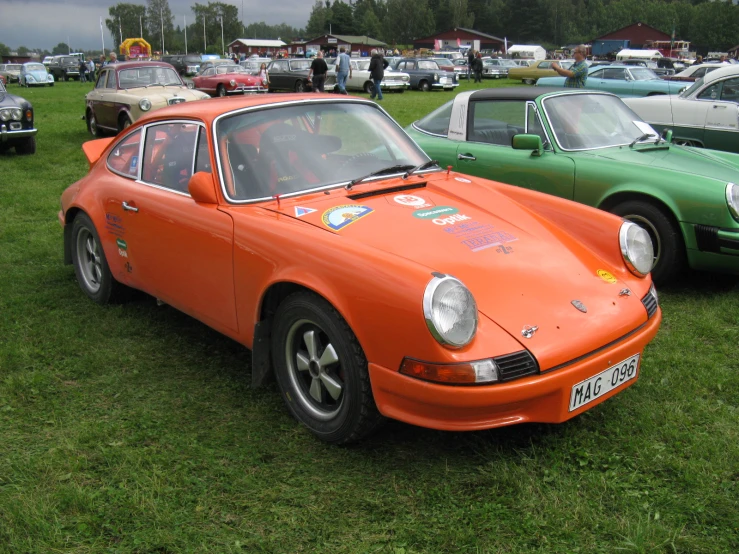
[
  {"x1": 443, "y1": 220, "x2": 518, "y2": 252},
  {"x1": 597, "y1": 269, "x2": 617, "y2": 284},
  {"x1": 105, "y1": 212, "x2": 125, "y2": 237},
  {"x1": 454, "y1": 176, "x2": 471, "y2": 183},
  {"x1": 433, "y1": 213, "x2": 471, "y2": 226},
  {"x1": 322, "y1": 204, "x2": 373, "y2": 231},
  {"x1": 294, "y1": 206, "x2": 317, "y2": 217},
  {"x1": 496, "y1": 245, "x2": 514, "y2": 255},
  {"x1": 116, "y1": 238, "x2": 128, "y2": 258},
  {"x1": 393, "y1": 194, "x2": 433, "y2": 208},
  {"x1": 412, "y1": 206, "x2": 458, "y2": 219}
]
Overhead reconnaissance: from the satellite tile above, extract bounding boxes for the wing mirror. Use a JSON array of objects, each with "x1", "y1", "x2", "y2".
[
  {"x1": 662, "y1": 129, "x2": 673, "y2": 143},
  {"x1": 512, "y1": 134, "x2": 544, "y2": 157},
  {"x1": 188, "y1": 171, "x2": 218, "y2": 204}
]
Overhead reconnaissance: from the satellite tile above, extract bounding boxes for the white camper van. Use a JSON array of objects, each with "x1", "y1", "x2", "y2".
[
  {"x1": 616, "y1": 49, "x2": 663, "y2": 61},
  {"x1": 507, "y1": 45, "x2": 546, "y2": 61}
]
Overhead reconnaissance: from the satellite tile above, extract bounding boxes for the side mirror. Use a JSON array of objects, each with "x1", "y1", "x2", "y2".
[
  {"x1": 663, "y1": 129, "x2": 673, "y2": 143},
  {"x1": 188, "y1": 171, "x2": 218, "y2": 204},
  {"x1": 512, "y1": 134, "x2": 544, "y2": 157}
]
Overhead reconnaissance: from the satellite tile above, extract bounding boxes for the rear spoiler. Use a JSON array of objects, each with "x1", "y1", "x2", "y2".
[{"x1": 81, "y1": 137, "x2": 115, "y2": 169}]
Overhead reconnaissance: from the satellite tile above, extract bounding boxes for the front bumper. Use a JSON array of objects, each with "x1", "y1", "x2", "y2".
[
  {"x1": 432, "y1": 81, "x2": 459, "y2": 89},
  {"x1": 381, "y1": 81, "x2": 410, "y2": 89},
  {"x1": 0, "y1": 124, "x2": 37, "y2": 143},
  {"x1": 228, "y1": 85, "x2": 268, "y2": 94},
  {"x1": 368, "y1": 310, "x2": 661, "y2": 431}
]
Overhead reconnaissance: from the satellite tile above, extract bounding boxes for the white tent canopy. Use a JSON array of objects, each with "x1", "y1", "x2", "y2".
[
  {"x1": 616, "y1": 49, "x2": 663, "y2": 60},
  {"x1": 506, "y1": 45, "x2": 546, "y2": 60}
]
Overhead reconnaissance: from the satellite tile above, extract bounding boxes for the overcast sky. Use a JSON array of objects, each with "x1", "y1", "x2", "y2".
[{"x1": 0, "y1": 0, "x2": 311, "y2": 51}]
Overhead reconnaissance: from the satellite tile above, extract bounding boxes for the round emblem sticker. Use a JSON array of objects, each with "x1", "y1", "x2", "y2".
[
  {"x1": 394, "y1": 194, "x2": 430, "y2": 208},
  {"x1": 597, "y1": 269, "x2": 617, "y2": 284},
  {"x1": 455, "y1": 177, "x2": 471, "y2": 183},
  {"x1": 412, "y1": 206, "x2": 459, "y2": 219}
]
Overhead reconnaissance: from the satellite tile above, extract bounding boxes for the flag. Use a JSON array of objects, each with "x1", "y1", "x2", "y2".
[
  {"x1": 457, "y1": 38, "x2": 461, "y2": 47},
  {"x1": 504, "y1": 37, "x2": 508, "y2": 55},
  {"x1": 100, "y1": 16, "x2": 103, "y2": 31}
]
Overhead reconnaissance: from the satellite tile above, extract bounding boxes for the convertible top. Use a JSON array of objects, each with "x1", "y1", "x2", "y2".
[{"x1": 468, "y1": 87, "x2": 579, "y2": 101}]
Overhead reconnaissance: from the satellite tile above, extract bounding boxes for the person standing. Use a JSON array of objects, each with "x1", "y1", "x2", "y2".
[
  {"x1": 368, "y1": 49, "x2": 388, "y2": 100},
  {"x1": 308, "y1": 50, "x2": 328, "y2": 92},
  {"x1": 335, "y1": 47, "x2": 352, "y2": 95},
  {"x1": 78, "y1": 58, "x2": 87, "y2": 83},
  {"x1": 467, "y1": 49, "x2": 475, "y2": 80},
  {"x1": 106, "y1": 52, "x2": 118, "y2": 65},
  {"x1": 552, "y1": 45, "x2": 588, "y2": 88},
  {"x1": 473, "y1": 52, "x2": 483, "y2": 83},
  {"x1": 257, "y1": 62, "x2": 270, "y2": 88}
]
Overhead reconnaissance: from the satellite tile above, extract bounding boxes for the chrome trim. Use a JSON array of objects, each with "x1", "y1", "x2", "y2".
[
  {"x1": 619, "y1": 221, "x2": 652, "y2": 277},
  {"x1": 0, "y1": 126, "x2": 37, "y2": 142},
  {"x1": 521, "y1": 325, "x2": 538, "y2": 339},
  {"x1": 422, "y1": 274, "x2": 477, "y2": 349},
  {"x1": 727, "y1": 182, "x2": 739, "y2": 221},
  {"x1": 410, "y1": 122, "x2": 447, "y2": 139}
]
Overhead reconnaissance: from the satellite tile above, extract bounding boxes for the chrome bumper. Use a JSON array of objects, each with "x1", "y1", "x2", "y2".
[{"x1": 0, "y1": 124, "x2": 37, "y2": 142}]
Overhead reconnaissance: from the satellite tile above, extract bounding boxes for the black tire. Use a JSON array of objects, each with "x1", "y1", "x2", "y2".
[
  {"x1": 418, "y1": 80, "x2": 430, "y2": 92},
  {"x1": 217, "y1": 84, "x2": 226, "y2": 97},
  {"x1": 15, "y1": 136, "x2": 36, "y2": 155},
  {"x1": 49, "y1": 82, "x2": 54, "y2": 87},
  {"x1": 70, "y1": 213, "x2": 122, "y2": 304},
  {"x1": 271, "y1": 291, "x2": 384, "y2": 444},
  {"x1": 396, "y1": 88, "x2": 405, "y2": 94},
  {"x1": 294, "y1": 80, "x2": 306, "y2": 93},
  {"x1": 610, "y1": 200, "x2": 685, "y2": 284},
  {"x1": 118, "y1": 114, "x2": 132, "y2": 133},
  {"x1": 363, "y1": 81, "x2": 374, "y2": 94},
  {"x1": 87, "y1": 110, "x2": 101, "y2": 137}
]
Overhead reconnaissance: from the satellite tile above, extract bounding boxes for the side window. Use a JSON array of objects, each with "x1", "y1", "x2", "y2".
[
  {"x1": 720, "y1": 78, "x2": 739, "y2": 103},
  {"x1": 95, "y1": 71, "x2": 107, "y2": 89},
  {"x1": 693, "y1": 67, "x2": 706, "y2": 78},
  {"x1": 526, "y1": 103, "x2": 548, "y2": 147},
  {"x1": 141, "y1": 122, "x2": 200, "y2": 193},
  {"x1": 194, "y1": 128, "x2": 212, "y2": 173},
  {"x1": 698, "y1": 83, "x2": 721, "y2": 101},
  {"x1": 406, "y1": 62, "x2": 416, "y2": 70},
  {"x1": 107, "y1": 129, "x2": 142, "y2": 178},
  {"x1": 204, "y1": 68, "x2": 215, "y2": 76},
  {"x1": 590, "y1": 69, "x2": 604, "y2": 79},
  {"x1": 603, "y1": 68, "x2": 626, "y2": 80},
  {"x1": 539, "y1": 62, "x2": 551, "y2": 69},
  {"x1": 469, "y1": 100, "x2": 526, "y2": 146},
  {"x1": 105, "y1": 70, "x2": 117, "y2": 89},
  {"x1": 414, "y1": 100, "x2": 453, "y2": 135}
]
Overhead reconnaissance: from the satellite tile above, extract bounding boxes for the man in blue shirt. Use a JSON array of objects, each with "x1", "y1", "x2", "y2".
[
  {"x1": 552, "y1": 45, "x2": 587, "y2": 88},
  {"x1": 335, "y1": 47, "x2": 352, "y2": 95}
]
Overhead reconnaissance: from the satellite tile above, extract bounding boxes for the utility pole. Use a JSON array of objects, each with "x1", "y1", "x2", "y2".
[{"x1": 99, "y1": 17, "x2": 105, "y2": 55}]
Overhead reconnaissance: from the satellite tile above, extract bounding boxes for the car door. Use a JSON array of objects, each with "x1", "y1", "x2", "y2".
[
  {"x1": 700, "y1": 76, "x2": 739, "y2": 152},
  {"x1": 196, "y1": 67, "x2": 216, "y2": 94},
  {"x1": 454, "y1": 100, "x2": 575, "y2": 199},
  {"x1": 269, "y1": 60, "x2": 288, "y2": 89},
  {"x1": 106, "y1": 121, "x2": 238, "y2": 333},
  {"x1": 88, "y1": 69, "x2": 113, "y2": 130},
  {"x1": 595, "y1": 68, "x2": 634, "y2": 96}
]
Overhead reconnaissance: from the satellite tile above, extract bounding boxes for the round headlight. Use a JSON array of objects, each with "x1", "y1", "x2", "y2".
[
  {"x1": 27, "y1": 75, "x2": 35, "y2": 82},
  {"x1": 229, "y1": 79, "x2": 236, "y2": 86},
  {"x1": 11, "y1": 108, "x2": 22, "y2": 120},
  {"x1": 433, "y1": 73, "x2": 439, "y2": 81},
  {"x1": 423, "y1": 274, "x2": 478, "y2": 348},
  {"x1": 0, "y1": 110, "x2": 10, "y2": 122},
  {"x1": 726, "y1": 182, "x2": 739, "y2": 221},
  {"x1": 619, "y1": 221, "x2": 654, "y2": 277},
  {"x1": 139, "y1": 98, "x2": 152, "y2": 111}
]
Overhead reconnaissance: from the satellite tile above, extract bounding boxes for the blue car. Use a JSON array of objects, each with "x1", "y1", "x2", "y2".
[
  {"x1": 19, "y1": 62, "x2": 54, "y2": 87},
  {"x1": 536, "y1": 65, "x2": 686, "y2": 97}
]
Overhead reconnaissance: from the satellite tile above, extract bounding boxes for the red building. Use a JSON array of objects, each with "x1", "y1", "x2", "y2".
[
  {"x1": 591, "y1": 22, "x2": 671, "y2": 50},
  {"x1": 304, "y1": 35, "x2": 387, "y2": 56},
  {"x1": 413, "y1": 28, "x2": 505, "y2": 52}
]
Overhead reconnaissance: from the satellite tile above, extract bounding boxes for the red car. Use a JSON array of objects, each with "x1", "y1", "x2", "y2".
[{"x1": 192, "y1": 64, "x2": 267, "y2": 97}]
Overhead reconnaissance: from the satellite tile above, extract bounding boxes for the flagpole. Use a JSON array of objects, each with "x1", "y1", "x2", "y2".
[
  {"x1": 160, "y1": 8, "x2": 165, "y2": 54},
  {"x1": 100, "y1": 17, "x2": 106, "y2": 55},
  {"x1": 140, "y1": 15, "x2": 143, "y2": 38},
  {"x1": 220, "y1": 16, "x2": 224, "y2": 56},
  {"x1": 119, "y1": 18, "x2": 123, "y2": 46},
  {"x1": 184, "y1": 15, "x2": 188, "y2": 55},
  {"x1": 203, "y1": 15, "x2": 207, "y2": 52}
]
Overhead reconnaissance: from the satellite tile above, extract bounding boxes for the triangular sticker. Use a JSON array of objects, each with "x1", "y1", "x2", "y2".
[{"x1": 295, "y1": 206, "x2": 317, "y2": 217}]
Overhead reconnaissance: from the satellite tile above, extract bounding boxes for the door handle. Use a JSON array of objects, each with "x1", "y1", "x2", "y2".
[
  {"x1": 122, "y1": 201, "x2": 139, "y2": 212},
  {"x1": 457, "y1": 153, "x2": 476, "y2": 161},
  {"x1": 713, "y1": 105, "x2": 727, "y2": 109}
]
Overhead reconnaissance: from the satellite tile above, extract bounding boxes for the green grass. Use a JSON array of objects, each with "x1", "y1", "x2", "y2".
[{"x1": 1, "y1": 80, "x2": 738, "y2": 553}]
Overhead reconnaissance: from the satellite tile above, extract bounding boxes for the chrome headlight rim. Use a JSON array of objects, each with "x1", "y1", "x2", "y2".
[
  {"x1": 0, "y1": 110, "x2": 10, "y2": 122},
  {"x1": 423, "y1": 273, "x2": 478, "y2": 349},
  {"x1": 726, "y1": 182, "x2": 739, "y2": 221},
  {"x1": 10, "y1": 108, "x2": 22, "y2": 120},
  {"x1": 619, "y1": 221, "x2": 655, "y2": 277},
  {"x1": 138, "y1": 98, "x2": 152, "y2": 111}
]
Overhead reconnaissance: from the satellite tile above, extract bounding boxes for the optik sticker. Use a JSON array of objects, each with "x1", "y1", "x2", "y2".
[{"x1": 322, "y1": 204, "x2": 373, "y2": 231}]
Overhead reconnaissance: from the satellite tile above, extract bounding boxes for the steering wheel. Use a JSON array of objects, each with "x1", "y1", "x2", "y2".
[{"x1": 337, "y1": 152, "x2": 380, "y2": 173}]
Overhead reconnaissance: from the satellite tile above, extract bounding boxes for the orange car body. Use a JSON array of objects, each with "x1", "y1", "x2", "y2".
[{"x1": 60, "y1": 94, "x2": 661, "y2": 437}]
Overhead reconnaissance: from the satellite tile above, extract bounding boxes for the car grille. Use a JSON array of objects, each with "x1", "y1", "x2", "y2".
[
  {"x1": 493, "y1": 350, "x2": 539, "y2": 382},
  {"x1": 168, "y1": 97, "x2": 186, "y2": 105},
  {"x1": 641, "y1": 291, "x2": 658, "y2": 319},
  {"x1": 694, "y1": 224, "x2": 720, "y2": 253}
]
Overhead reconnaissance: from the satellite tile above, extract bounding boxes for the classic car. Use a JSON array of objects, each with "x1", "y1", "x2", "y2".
[
  {"x1": 536, "y1": 65, "x2": 687, "y2": 97},
  {"x1": 160, "y1": 54, "x2": 202, "y2": 76},
  {"x1": 0, "y1": 79, "x2": 37, "y2": 154},
  {"x1": 327, "y1": 59, "x2": 410, "y2": 93},
  {"x1": 0, "y1": 75, "x2": 5, "y2": 86},
  {"x1": 662, "y1": 63, "x2": 724, "y2": 83},
  {"x1": 240, "y1": 57, "x2": 272, "y2": 75},
  {"x1": 619, "y1": 59, "x2": 675, "y2": 77},
  {"x1": 430, "y1": 58, "x2": 456, "y2": 73},
  {"x1": 507, "y1": 60, "x2": 573, "y2": 84},
  {"x1": 390, "y1": 58, "x2": 458, "y2": 91},
  {"x1": 19, "y1": 62, "x2": 54, "y2": 87},
  {"x1": 623, "y1": 64, "x2": 739, "y2": 152},
  {"x1": 192, "y1": 64, "x2": 267, "y2": 96},
  {"x1": 406, "y1": 88, "x2": 739, "y2": 283},
  {"x1": 452, "y1": 58, "x2": 469, "y2": 79},
  {"x1": 0, "y1": 64, "x2": 22, "y2": 83},
  {"x1": 267, "y1": 58, "x2": 336, "y2": 92},
  {"x1": 482, "y1": 58, "x2": 518, "y2": 79},
  {"x1": 84, "y1": 61, "x2": 210, "y2": 136},
  {"x1": 59, "y1": 94, "x2": 661, "y2": 444},
  {"x1": 196, "y1": 59, "x2": 234, "y2": 75},
  {"x1": 48, "y1": 55, "x2": 81, "y2": 81}
]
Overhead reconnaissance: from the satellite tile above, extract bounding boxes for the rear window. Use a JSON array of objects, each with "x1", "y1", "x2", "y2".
[
  {"x1": 413, "y1": 100, "x2": 453, "y2": 136},
  {"x1": 61, "y1": 57, "x2": 77, "y2": 64}
]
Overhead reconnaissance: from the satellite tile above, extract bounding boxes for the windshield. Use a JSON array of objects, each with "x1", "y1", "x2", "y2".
[
  {"x1": 118, "y1": 67, "x2": 182, "y2": 88},
  {"x1": 289, "y1": 60, "x2": 312, "y2": 71},
  {"x1": 630, "y1": 68, "x2": 660, "y2": 81},
  {"x1": 6, "y1": 65, "x2": 21, "y2": 71},
  {"x1": 217, "y1": 65, "x2": 246, "y2": 74},
  {"x1": 61, "y1": 57, "x2": 77, "y2": 65},
  {"x1": 216, "y1": 102, "x2": 429, "y2": 202},
  {"x1": 418, "y1": 60, "x2": 439, "y2": 70},
  {"x1": 543, "y1": 94, "x2": 658, "y2": 150},
  {"x1": 680, "y1": 76, "x2": 705, "y2": 98},
  {"x1": 25, "y1": 64, "x2": 45, "y2": 72}
]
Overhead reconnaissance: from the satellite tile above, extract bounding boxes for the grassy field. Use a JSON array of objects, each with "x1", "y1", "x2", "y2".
[{"x1": 0, "y1": 80, "x2": 738, "y2": 554}]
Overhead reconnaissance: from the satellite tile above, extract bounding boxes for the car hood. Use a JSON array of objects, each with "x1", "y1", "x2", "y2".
[
  {"x1": 108, "y1": 86, "x2": 202, "y2": 101},
  {"x1": 260, "y1": 173, "x2": 650, "y2": 368},
  {"x1": 25, "y1": 70, "x2": 50, "y2": 79},
  {"x1": 585, "y1": 144, "x2": 739, "y2": 182},
  {"x1": 0, "y1": 92, "x2": 29, "y2": 108}
]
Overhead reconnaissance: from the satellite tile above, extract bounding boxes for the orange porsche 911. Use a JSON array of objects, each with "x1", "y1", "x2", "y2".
[{"x1": 59, "y1": 94, "x2": 662, "y2": 444}]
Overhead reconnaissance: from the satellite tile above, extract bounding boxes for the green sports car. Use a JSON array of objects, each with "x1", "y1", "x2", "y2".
[{"x1": 406, "y1": 88, "x2": 739, "y2": 283}]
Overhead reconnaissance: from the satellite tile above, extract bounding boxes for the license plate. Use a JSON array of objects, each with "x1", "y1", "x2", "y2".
[{"x1": 569, "y1": 354, "x2": 640, "y2": 412}]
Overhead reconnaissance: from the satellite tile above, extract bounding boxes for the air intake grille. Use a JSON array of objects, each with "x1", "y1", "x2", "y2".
[
  {"x1": 694, "y1": 224, "x2": 720, "y2": 253},
  {"x1": 641, "y1": 291, "x2": 658, "y2": 319},
  {"x1": 493, "y1": 350, "x2": 539, "y2": 382}
]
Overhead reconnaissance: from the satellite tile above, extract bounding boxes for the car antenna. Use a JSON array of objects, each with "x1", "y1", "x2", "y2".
[{"x1": 273, "y1": 194, "x2": 281, "y2": 209}]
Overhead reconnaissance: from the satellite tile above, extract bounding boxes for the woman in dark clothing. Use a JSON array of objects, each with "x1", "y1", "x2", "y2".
[{"x1": 473, "y1": 53, "x2": 483, "y2": 83}]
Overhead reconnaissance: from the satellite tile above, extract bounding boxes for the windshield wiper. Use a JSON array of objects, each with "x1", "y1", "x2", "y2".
[
  {"x1": 402, "y1": 159, "x2": 439, "y2": 179},
  {"x1": 629, "y1": 133, "x2": 651, "y2": 148},
  {"x1": 346, "y1": 164, "x2": 415, "y2": 189}
]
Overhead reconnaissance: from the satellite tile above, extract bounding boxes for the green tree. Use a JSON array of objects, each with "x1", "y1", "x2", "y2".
[
  {"x1": 52, "y1": 43, "x2": 70, "y2": 55},
  {"x1": 0, "y1": 42, "x2": 9, "y2": 57},
  {"x1": 191, "y1": 2, "x2": 241, "y2": 55},
  {"x1": 306, "y1": 0, "x2": 331, "y2": 37},
  {"x1": 147, "y1": 0, "x2": 175, "y2": 53},
  {"x1": 107, "y1": 3, "x2": 148, "y2": 51},
  {"x1": 358, "y1": 10, "x2": 382, "y2": 38},
  {"x1": 331, "y1": 0, "x2": 354, "y2": 34},
  {"x1": 16, "y1": 46, "x2": 29, "y2": 56},
  {"x1": 382, "y1": 0, "x2": 434, "y2": 44}
]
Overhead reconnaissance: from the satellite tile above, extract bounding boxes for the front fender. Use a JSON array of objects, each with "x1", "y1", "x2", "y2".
[{"x1": 597, "y1": 182, "x2": 684, "y2": 223}]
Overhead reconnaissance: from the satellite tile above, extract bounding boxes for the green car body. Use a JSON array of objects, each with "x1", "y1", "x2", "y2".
[{"x1": 405, "y1": 88, "x2": 739, "y2": 283}]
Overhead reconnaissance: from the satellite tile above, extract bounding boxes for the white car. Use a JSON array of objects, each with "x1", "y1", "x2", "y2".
[
  {"x1": 624, "y1": 64, "x2": 739, "y2": 153},
  {"x1": 663, "y1": 63, "x2": 724, "y2": 83},
  {"x1": 330, "y1": 59, "x2": 410, "y2": 93}
]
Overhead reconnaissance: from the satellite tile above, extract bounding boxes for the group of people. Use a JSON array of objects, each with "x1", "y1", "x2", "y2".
[
  {"x1": 306, "y1": 47, "x2": 388, "y2": 99},
  {"x1": 77, "y1": 52, "x2": 121, "y2": 83}
]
